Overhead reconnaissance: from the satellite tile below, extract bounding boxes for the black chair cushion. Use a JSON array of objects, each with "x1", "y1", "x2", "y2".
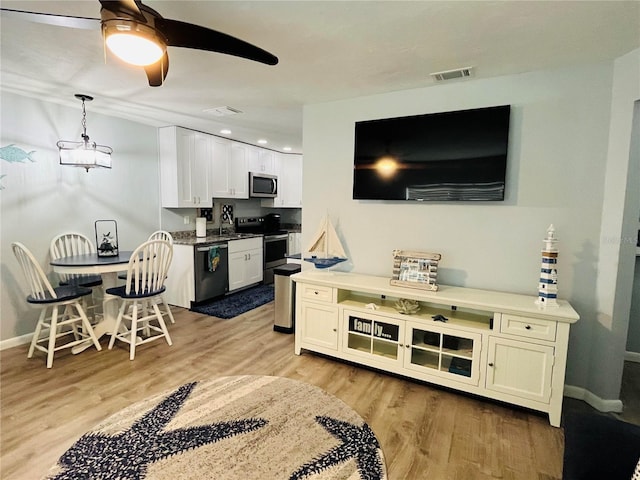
[
  {"x1": 105, "y1": 285, "x2": 166, "y2": 299},
  {"x1": 563, "y1": 410, "x2": 640, "y2": 480},
  {"x1": 27, "y1": 285, "x2": 92, "y2": 304},
  {"x1": 60, "y1": 274, "x2": 103, "y2": 288}
]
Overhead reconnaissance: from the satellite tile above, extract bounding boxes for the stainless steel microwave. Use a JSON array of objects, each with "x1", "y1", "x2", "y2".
[{"x1": 249, "y1": 172, "x2": 278, "y2": 198}]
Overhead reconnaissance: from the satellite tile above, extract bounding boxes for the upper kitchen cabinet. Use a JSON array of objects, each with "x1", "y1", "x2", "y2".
[
  {"x1": 248, "y1": 147, "x2": 277, "y2": 175},
  {"x1": 159, "y1": 126, "x2": 213, "y2": 208},
  {"x1": 210, "y1": 138, "x2": 249, "y2": 199},
  {"x1": 262, "y1": 153, "x2": 303, "y2": 208}
]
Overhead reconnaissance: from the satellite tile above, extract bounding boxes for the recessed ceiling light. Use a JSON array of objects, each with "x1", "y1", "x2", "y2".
[
  {"x1": 220, "y1": 129, "x2": 232, "y2": 135},
  {"x1": 257, "y1": 139, "x2": 268, "y2": 145},
  {"x1": 283, "y1": 146, "x2": 292, "y2": 152}
]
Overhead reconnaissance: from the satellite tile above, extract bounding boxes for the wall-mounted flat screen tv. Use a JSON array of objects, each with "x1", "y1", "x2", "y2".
[{"x1": 353, "y1": 105, "x2": 511, "y2": 201}]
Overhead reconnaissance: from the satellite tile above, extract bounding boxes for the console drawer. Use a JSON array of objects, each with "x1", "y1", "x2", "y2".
[
  {"x1": 500, "y1": 314, "x2": 557, "y2": 341},
  {"x1": 300, "y1": 283, "x2": 335, "y2": 303}
]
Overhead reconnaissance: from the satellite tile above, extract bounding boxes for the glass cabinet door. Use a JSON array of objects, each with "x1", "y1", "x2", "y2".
[
  {"x1": 343, "y1": 310, "x2": 402, "y2": 364},
  {"x1": 405, "y1": 322, "x2": 481, "y2": 385}
]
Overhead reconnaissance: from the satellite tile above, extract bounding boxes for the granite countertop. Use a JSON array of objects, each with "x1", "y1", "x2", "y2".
[
  {"x1": 282, "y1": 223, "x2": 301, "y2": 233},
  {"x1": 171, "y1": 231, "x2": 263, "y2": 246}
]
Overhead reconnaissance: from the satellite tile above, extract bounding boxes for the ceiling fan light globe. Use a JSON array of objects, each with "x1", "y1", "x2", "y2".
[{"x1": 106, "y1": 32, "x2": 164, "y2": 66}]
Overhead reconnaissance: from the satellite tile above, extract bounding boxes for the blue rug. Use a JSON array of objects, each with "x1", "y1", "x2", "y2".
[{"x1": 191, "y1": 284, "x2": 274, "y2": 319}]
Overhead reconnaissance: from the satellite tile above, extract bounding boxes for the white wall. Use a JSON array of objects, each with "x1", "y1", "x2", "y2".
[
  {"x1": 301, "y1": 59, "x2": 636, "y2": 404},
  {"x1": 1, "y1": 92, "x2": 160, "y2": 342},
  {"x1": 629, "y1": 256, "x2": 640, "y2": 354},
  {"x1": 591, "y1": 48, "x2": 640, "y2": 399}
]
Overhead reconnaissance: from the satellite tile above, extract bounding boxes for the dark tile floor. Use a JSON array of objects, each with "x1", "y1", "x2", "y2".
[{"x1": 562, "y1": 361, "x2": 640, "y2": 427}]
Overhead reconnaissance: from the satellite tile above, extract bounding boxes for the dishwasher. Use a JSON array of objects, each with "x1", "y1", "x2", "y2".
[{"x1": 194, "y1": 242, "x2": 229, "y2": 303}]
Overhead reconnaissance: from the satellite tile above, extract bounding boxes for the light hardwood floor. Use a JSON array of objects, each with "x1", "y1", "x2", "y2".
[{"x1": 1, "y1": 302, "x2": 568, "y2": 480}]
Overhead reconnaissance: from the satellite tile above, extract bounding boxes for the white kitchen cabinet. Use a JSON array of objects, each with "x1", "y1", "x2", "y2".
[
  {"x1": 261, "y1": 153, "x2": 302, "y2": 208},
  {"x1": 287, "y1": 232, "x2": 301, "y2": 255},
  {"x1": 228, "y1": 237, "x2": 263, "y2": 291},
  {"x1": 248, "y1": 147, "x2": 277, "y2": 174},
  {"x1": 279, "y1": 154, "x2": 302, "y2": 207},
  {"x1": 211, "y1": 138, "x2": 249, "y2": 199},
  {"x1": 164, "y1": 244, "x2": 195, "y2": 308},
  {"x1": 293, "y1": 272, "x2": 579, "y2": 427},
  {"x1": 159, "y1": 126, "x2": 213, "y2": 207}
]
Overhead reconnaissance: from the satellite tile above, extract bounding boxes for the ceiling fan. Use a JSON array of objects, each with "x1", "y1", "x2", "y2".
[{"x1": 0, "y1": 0, "x2": 278, "y2": 86}]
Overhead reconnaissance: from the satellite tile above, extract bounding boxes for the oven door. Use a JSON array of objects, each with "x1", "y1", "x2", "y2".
[
  {"x1": 264, "y1": 234, "x2": 288, "y2": 268},
  {"x1": 264, "y1": 234, "x2": 288, "y2": 284}
]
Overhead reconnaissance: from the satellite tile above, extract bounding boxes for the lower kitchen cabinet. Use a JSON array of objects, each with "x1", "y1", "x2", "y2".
[
  {"x1": 293, "y1": 272, "x2": 579, "y2": 427},
  {"x1": 228, "y1": 237, "x2": 263, "y2": 292},
  {"x1": 164, "y1": 244, "x2": 195, "y2": 308}
]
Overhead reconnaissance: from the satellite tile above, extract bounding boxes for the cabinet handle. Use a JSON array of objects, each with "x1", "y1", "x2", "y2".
[
  {"x1": 314, "y1": 291, "x2": 319, "y2": 295},
  {"x1": 405, "y1": 344, "x2": 410, "y2": 348},
  {"x1": 525, "y1": 325, "x2": 532, "y2": 330},
  {"x1": 332, "y1": 328, "x2": 337, "y2": 332},
  {"x1": 488, "y1": 363, "x2": 494, "y2": 367}
]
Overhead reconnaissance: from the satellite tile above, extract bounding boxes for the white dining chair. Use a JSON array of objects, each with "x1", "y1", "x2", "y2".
[
  {"x1": 148, "y1": 230, "x2": 174, "y2": 245},
  {"x1": 50, "y1": 232, "x2": 103, "y2": 322},
  {"x1": 107, "y1": 239, "x2": 174, "y2": 360},
  {"x1": 12, "y1": 242, "x2": 102, "y2": 368},
  {"x1": 117, "y1": 230, "x2": 175, "y2": 324}
]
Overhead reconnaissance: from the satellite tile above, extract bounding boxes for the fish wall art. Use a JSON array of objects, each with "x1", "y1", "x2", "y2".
[{"x1": 0, "y1": 144, "x2": 37, "y2": 189}]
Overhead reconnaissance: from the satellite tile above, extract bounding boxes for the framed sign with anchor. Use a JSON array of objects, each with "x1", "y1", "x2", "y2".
[{"x1": 95, "y1": 220, "x2": 119, "y2": 257}]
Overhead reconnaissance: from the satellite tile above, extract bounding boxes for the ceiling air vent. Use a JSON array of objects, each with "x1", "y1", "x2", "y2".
[
  {"x1": 430, "y1": 67, "x2": 474, "y2": 82},
  {"x1": 203, "y1": 106, "x2": 243, "y2": 116}
]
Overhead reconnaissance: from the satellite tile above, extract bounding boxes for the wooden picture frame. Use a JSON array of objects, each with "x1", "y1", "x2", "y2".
[{"x1": 390, "y1": 249, "x2": 441, "y2": 291}]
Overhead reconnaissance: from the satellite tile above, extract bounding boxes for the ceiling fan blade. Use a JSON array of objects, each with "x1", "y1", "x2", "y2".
[
  {"x1": 0, "y1": 8, "x2": 99, "y2": 30},
  {"x1": 144, "y1": 51, "x2": 169, "y2": 87},
  {"x1": 157, "y1": 18, "x2": 278, "y2": 66},
  {"x1": 98, "y1": 0, "x2": 146, "y2": 23}
]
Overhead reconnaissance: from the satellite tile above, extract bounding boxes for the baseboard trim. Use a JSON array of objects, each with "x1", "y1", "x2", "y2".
[
  {"x1": 0, "y1": 333, "x2": 32, "y2": 351},
  {"x1": 624, "y1": 351, "x2": 640, "y2": 363},
  {"x1": 564, "y1": 385, "x2": 624, "y2": 413}
]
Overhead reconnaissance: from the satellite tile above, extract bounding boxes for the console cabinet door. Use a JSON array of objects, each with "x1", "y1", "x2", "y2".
[
  {"x1": 298, "y1": 302, "x2": 339, "y2": 350},
  {"x1": 342, "y1": 310, "x2": 403, "y2": 366},
  {"x1": 404, "y1": 322, "x2": 481, "y2": 385},
  {"x1": 486, "y1": 337, "x2": 554, "y2": 403}
]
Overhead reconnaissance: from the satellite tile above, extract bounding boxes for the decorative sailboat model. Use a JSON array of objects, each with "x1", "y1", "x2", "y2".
[{"x1": 304, "y1": 215, "x2": 348, "y2": 269}]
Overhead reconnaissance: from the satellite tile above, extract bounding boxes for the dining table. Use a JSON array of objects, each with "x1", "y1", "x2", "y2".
[{"x1": 50, "y1": 251, "x2": 133, "y2": 353}]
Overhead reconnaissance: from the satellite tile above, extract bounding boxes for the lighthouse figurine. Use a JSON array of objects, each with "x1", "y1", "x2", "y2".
[{"x1": 536, "y1": 224, "x2": 559, "y2": 307}]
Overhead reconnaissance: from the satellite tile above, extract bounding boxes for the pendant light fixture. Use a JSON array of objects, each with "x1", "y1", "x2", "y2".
[{"x1": 57, "y1": 94, "x2": 112, "y2": 172}]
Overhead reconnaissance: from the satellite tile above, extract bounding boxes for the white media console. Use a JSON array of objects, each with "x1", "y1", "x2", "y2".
[{"x1": 292, "y1": 271, "x2": 579, "y2": 427}]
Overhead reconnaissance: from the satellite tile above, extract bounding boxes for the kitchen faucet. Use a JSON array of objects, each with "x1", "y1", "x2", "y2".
[{"x1": 219, "y1": 214, "x2": 233, "y2": 235}]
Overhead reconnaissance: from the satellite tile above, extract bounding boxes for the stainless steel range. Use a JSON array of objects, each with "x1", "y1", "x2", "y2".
[{"x1": 235, "y1": 216, "x2": 288, "y2": 284}]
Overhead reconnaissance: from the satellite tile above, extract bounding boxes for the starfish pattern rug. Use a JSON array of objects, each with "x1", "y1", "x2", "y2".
[{"x1": 44, "y1": 375, "x2": 387, "y2": 480}]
